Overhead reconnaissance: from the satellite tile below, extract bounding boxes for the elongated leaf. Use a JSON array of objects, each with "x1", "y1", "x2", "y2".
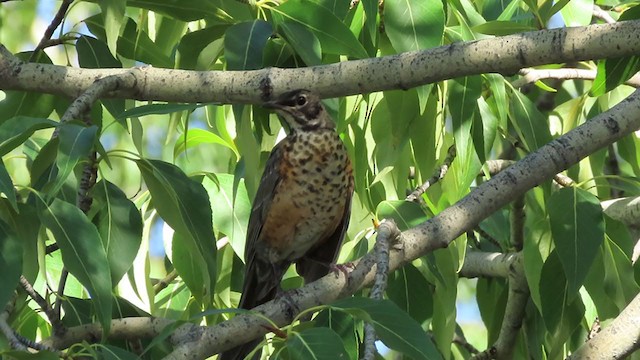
[
  {"x1": 85, "y1": 16, "x2": 173, "y2": 68},
  {"x1": 272, "y1": 0, "x2": 368, "y2": 58},
  {"x1": 384, "y1": 0, "x2": 444, "y2": 52},
  {"x1": 0, "y1": 219, "x2": 21, "y2": 310},
  {"x1": 278, "y1": 21, "x2": 322, "y2": 66},
  {"x1": 123, "y1": 0, "x2": 252, "y2": 22},
  {"x1": 50, "y1": 123, "x2": 98, "y2": 197},
  {"x1": 202, "y1": 174, "x2": 250, "y2": 257},
  {"x1": 177, "y1": 25, "x2": 229, "y2": 69},
  {"x1": 174, "y1": 128, "x2": 239, "y2": 159},
  {"x1": 100, "y1": 0, "x2": 126, "y2": 56},
  {"x1": 472, "y1": 21, "x2": 536, "y2": 36},
  {"x1": 387, "y1": 264, "x2": 433, "y2": 323},
  {"x1": 559, "y1": 0, "x2": 593, "y2": 27},
  {"x1": 548, "y1": 187, "x2": 604, "y2": 298},
  {"x1": 117, "y1": 103, "x2": 206, "y2": 120},
  {"x1": 224, "y1": 20, "x2": 273, "y2": 70},
  {"x1": 450, "y1": 76, "x2": 483, "y2": 164},
  {"x1": 509, "y1": 89, "x2": 553, "y2": 151},
  {"x1": 0, "y1": 116, "x2": 58, "y2": 156},
  {"x1": 92, "y1": 180, "x2": 143, "y2": 286},
  {"x1": 314, "y1": 308, "x2": 358, "y2": 358},
  {"x1": 285, "y1": 327, "x2": 349, "y2": 360},
  {"x1": 136, "y1": 159, "x2": 216, "y2": 302},
  {"x1": 331, "y1": 297, "x2": 442, "y2": 360},
  {"x1": 38, "y1": 198, "x2": 112, "y2": 335},
  {"x1": 591, "y1": 56, "x2": 640, "y2": 96},
  {"x1": 375, "y1": 200, "x2": 428, "y2": 231},
  {"x1": 0, "y1": 161, "x2": 17, "y2": 211}
]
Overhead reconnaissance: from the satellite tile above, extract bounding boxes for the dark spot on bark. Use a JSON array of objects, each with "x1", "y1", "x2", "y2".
[
  {"x1": 259, "y1": 77, "x2": 273, "y2": 102},
  {"x1": 517, "y1": 48, "x2": 526, "y2": 65},
  {"x1": 604, "y1": 116, "x2": 620, "y2": 135}
]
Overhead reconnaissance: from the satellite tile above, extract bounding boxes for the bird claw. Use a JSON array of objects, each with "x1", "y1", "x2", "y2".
[{"x1": 330, "y1": 262, "x2": 355, "y2": 278}]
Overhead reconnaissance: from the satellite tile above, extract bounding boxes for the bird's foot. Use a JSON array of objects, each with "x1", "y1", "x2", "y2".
[{"x1": 330, "y1": 262, "x2": 355, "y2": 278}]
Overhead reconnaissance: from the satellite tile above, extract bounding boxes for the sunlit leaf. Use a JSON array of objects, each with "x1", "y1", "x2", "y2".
[
  {"x1": 38, "y1": 198, "x2": 112, "y2": 335},
  {"x1": 548, "y1": 187, "x2": 604, "y2": 298}
]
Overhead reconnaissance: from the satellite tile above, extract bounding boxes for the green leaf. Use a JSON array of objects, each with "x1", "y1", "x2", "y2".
[
  {"x1": 177, "y1": 25, "x2": 229, "y2": 70},
  {"x1": 76, "y1": 35, "x2": 125, "y2": 120},
  {"x1": 50, "y1": 123, "x2": 98, "y2": 197},
  {"x1": 285, "y1": 327, "x2": 349, "y2": 360},
  {"x1": 0, "y1": 116, "x2": 58, "y2": 157},
  {"x1": 224, "y1": 20, "x2": 273, "y2": 70},
  {"x1": 387, "y1": 264, "x2": 433, "y2": 323},
  {"x1": 38, "y1": 198, "x2": 112, "y2": 335},
  {"x1": 450, "y1": 76, "x2": 484, "y2": 164},
  {"x1": 202, "y1": 174, "x2": 250, "y2": 258},
  {"x1": 384, "y1": 0, "x2": 444, "y2": 52},
  {"x1": 174, "y1": 128, "x2": 239, "y2": 159},
  {"x1": 375, "y1": 200, "x2": 428, "y2": 231},
  {"x1": 278, "y1": 21, "x2": 322, "y2": 66},
  {"x1": 472, "y1": 20, "x2": 536, "y2": 36},
  {"x1": 559, "y1": 0, "x2": 593, "y2": 27},
  {"x1": 548, "y1": 187, "x2": 604, "y2": 298},
  {"x1": 313, "y1": 308, "x2": 358, "y2": 358},
  {"x1": 539, "y1": 250, "x2": 568, "y2": 332},
  {"x1": 124, "y1": 0, "x2": 252, "y2": 22},
  {"x1": 331, "y1": 297, "x2": 442, "y2": 360},
  {"x1": 272, "y1": 0, "x2": 368, "y2": 59},
  {"x1": 135, "y1": 159, "x2": 216, "y2": 303},
  {"x1": 0, "y1": 161, "x2": 18, "y2": 211},
  {"x1": 590, "y1": 56, "x2": 640, "y2": 96},
  {"x1": 117, "y1": 103, "x2": 207, "y2": 120},
  {"x1": 0, "y1": 219, "x2": 21, "y2": 310},
  {"x1": 92, "y1": 180, "x2": 143, "y2": 286},
  {"x1": 100, "y1": 0, "x2": 126, "y2": 57},
  {"x1": 85, "y1": 16, "x2": 173, "y2": 68},
  {"x1": 508, "y1": 89, "x2": 553, "y2": 151}
]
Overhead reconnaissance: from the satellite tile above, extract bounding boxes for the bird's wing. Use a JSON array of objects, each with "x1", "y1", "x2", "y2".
[{"x1": 238, "y1": 140, "x2": 288, "y2": 309}]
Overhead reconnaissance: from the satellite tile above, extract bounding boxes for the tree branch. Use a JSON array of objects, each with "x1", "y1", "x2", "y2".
[
  {"x1": 2, "y1": 21, "x2": 640, "y2": 103},
  {"x1": 567, "y1": 291, "x2": 640, "y2": 359}
]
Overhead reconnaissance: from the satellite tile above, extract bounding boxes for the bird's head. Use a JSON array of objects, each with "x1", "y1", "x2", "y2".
[{"x1": 263, "y1": 90, "x2": 335, "y2": 132}]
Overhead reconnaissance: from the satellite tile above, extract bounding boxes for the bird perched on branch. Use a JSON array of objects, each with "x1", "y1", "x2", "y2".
[{"x1": 219, "y1": 89, "x2": 353, "y2": 360}]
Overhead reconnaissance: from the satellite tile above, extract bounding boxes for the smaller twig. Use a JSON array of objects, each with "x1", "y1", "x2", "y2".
[
  {"x1": 605, "y1": 144, "x2": 622, "y2": 198},
  {"x1": 406, "y1": 145, "x2": 456, "y2": 202},
  {"x1": 362, "y1": 219, "x2": 401, "y2": 360},
  {"x1": 453, "y1": 331, "x2": 480, "y2": 355},
  {"x1": 12, "y1": 331, "x2": 67, "y2": 357},
  {"x1": 53, "y1": 269, "x2": 69, "y2": 331},
  {"x1": 154, "y1": 269, "x2": 179, "y2": 294},
  {"x1": 36, "y1": 35, "x2": 79, "y2": 50},
  {"x1": 474, "y1": 227, "x2": 503, "y2": 251},
  {"x1": 29, "y1": 0, "x2": 73, "y2": 62},
  {"x1": 19, "y1": 275, "x2": 65, "y2": 335},
  {"x1": 593, "y1": 5, "x2": 616, "y2": 24},
  {"x1": 513, "y1": 68, "x2": 640, "y2": 89},
  {"x1": 0, "y1": 301, "x2": 26, "y2": 350}
]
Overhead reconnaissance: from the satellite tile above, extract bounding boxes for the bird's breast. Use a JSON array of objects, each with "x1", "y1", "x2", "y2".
[{"x1": 262, "y1": 130, "x2": 353, "y2": 263}]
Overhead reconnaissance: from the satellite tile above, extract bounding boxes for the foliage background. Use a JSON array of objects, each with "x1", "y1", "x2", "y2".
[{"x1": 0, "y1": 0, "x2": 639, "y2": 359}]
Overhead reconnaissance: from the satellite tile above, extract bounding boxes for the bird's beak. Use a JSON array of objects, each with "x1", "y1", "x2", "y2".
[{"x1": 262, "y1": 100, "x2": 283, "y2": 110}]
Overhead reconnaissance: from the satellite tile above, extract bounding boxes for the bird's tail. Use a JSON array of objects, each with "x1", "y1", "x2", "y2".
[{"x1": 218, "y1": 258, "x2": 286, "y2": 360}]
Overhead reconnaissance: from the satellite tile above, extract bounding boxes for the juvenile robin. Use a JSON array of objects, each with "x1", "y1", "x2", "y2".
[{"x1": 219, "y1": 89, "x2": 353, "y2": 359}]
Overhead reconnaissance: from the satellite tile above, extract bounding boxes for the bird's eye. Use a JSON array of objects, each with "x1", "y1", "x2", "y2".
[{"x1": 296, "y1": 95, "x2": 307, "y2": 106}]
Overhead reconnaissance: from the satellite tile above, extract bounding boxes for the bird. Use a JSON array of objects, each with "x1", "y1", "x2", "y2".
[{"x1": 219, "y1": 89, "x2": 353, "y2": 360}]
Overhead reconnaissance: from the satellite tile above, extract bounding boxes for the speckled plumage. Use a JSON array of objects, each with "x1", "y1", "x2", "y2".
[{"x1": 219, "y1": 90, "x2": 353, "y2": 360}]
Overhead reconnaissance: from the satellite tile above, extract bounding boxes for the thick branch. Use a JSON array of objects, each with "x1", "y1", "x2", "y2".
[
  {"x1": 1, "y1": 21, "x2": 640, "y2": 103},
  {"x1": 567, "y1": 292, "x2": 640, "y2": 359}
]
